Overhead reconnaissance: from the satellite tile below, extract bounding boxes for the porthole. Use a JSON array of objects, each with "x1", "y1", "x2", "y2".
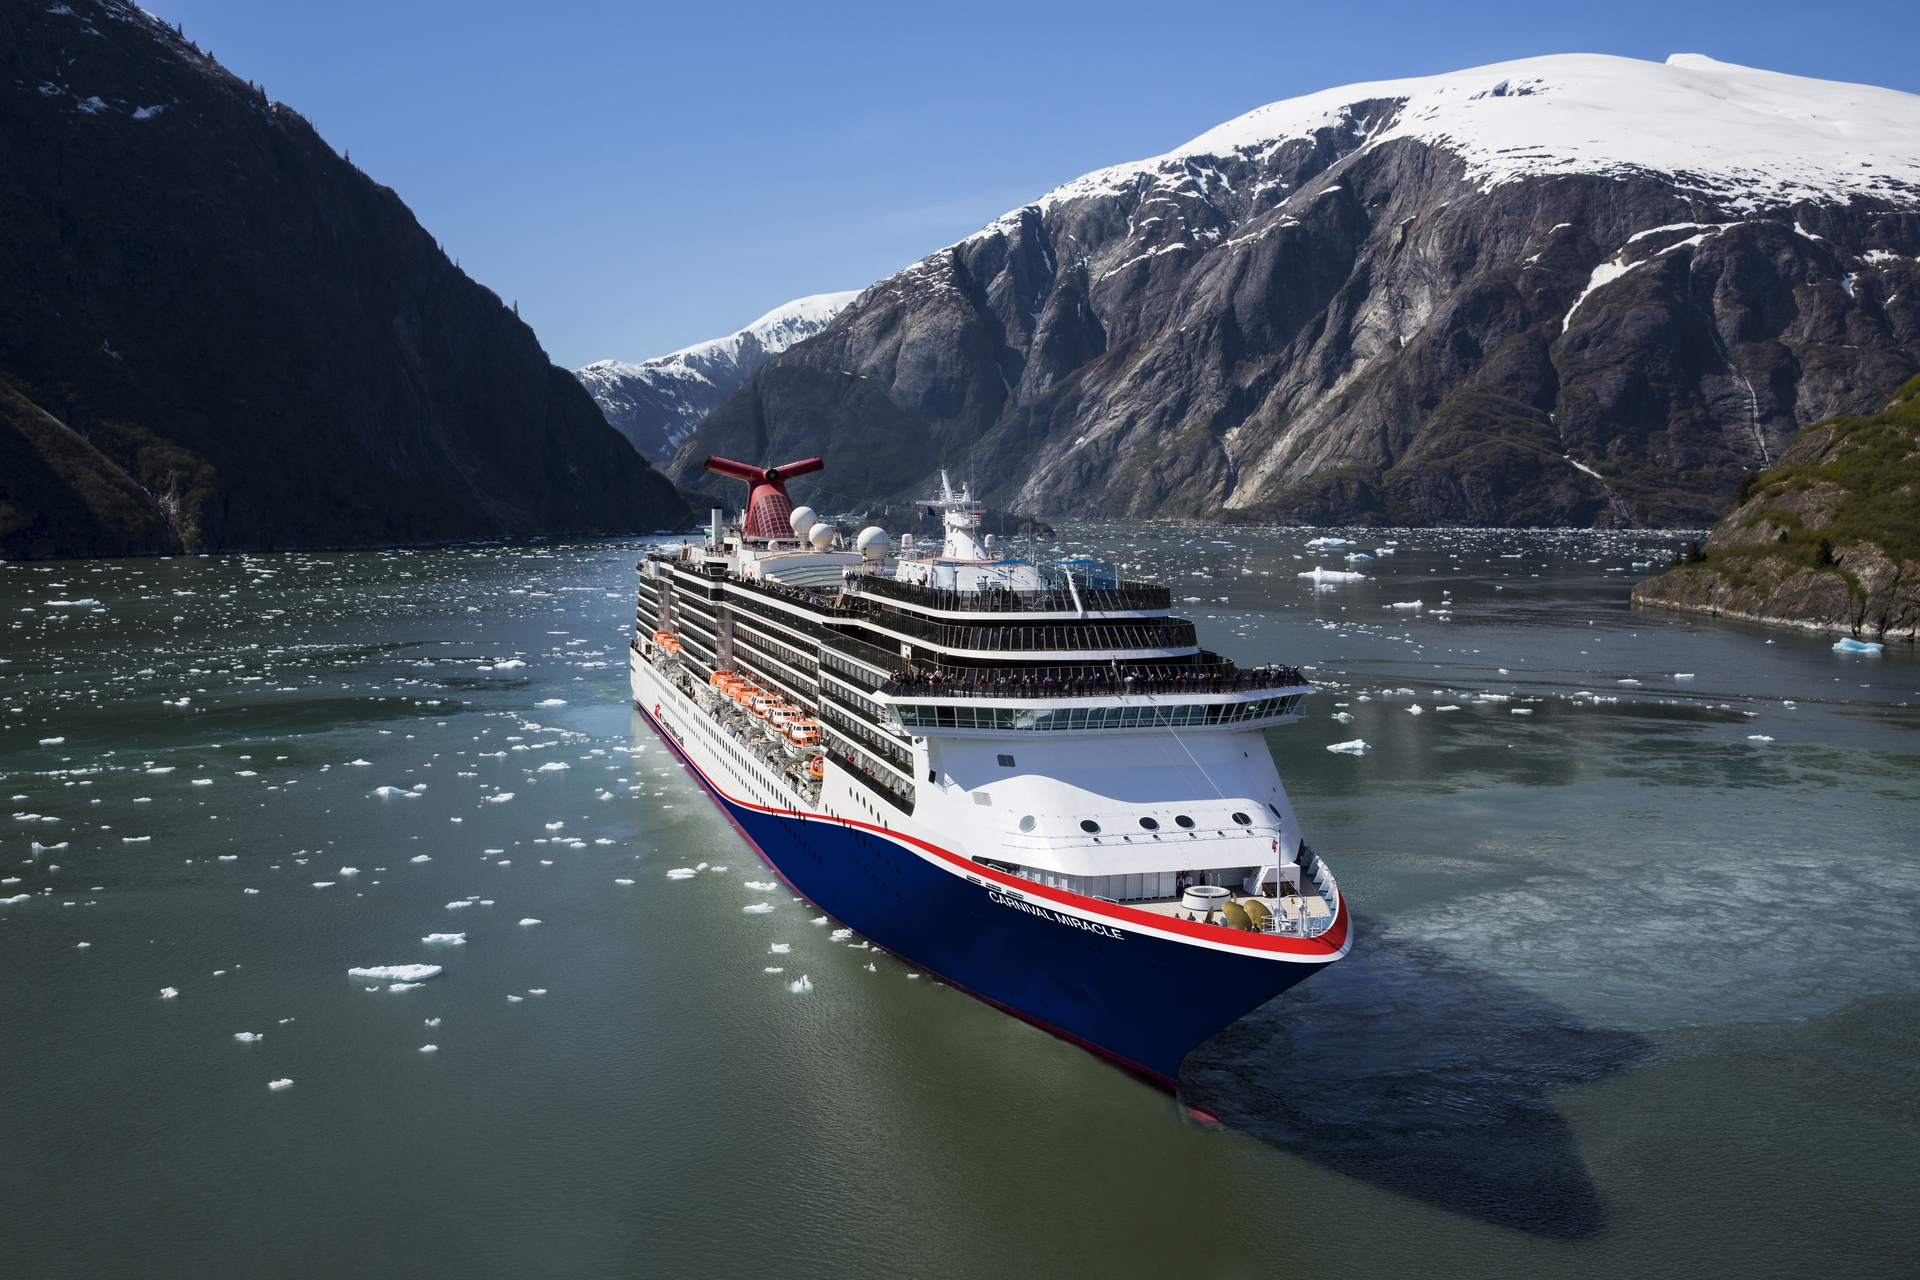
[
  {"x1": 1080, "y1": 819, "x2": 1101, "y2": 834},
  {"x1": 1174, "y1": 815, "x2": 1195, "y2": 829},
  {"x1": 1231, "y1": 812, "x2": 1252, "y2": 826},
  {"x1": 1268, "y1": 803, "x2": 1283, "y2": 820},
  {"x1": 1018, "y1": 815, "x2": 1036, "y2": 833},
  {"x1": 1138, "y1": 816, "x2": 1160, "y2": 831}
]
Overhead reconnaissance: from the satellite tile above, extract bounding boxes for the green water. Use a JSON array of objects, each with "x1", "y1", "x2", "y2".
[{"x1": 2, "y1": 530, "x2": 1915, "y2": 1278}]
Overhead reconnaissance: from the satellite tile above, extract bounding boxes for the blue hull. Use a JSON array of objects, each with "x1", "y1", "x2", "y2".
[{"x1": 638, "y1": 702, "x2": 1344, "y2": 1085}]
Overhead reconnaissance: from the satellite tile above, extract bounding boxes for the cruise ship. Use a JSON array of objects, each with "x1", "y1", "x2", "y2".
[{"x1": 630, "y1": 455, "x2": 1349, "y2": 1085}]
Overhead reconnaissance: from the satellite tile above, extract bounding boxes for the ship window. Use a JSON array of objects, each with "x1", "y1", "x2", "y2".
[
  {"x1": 1080, "y1": 820, "x2": 1101, "y2": 834},
  {"x1": 1231, "y1": 812, "x2": 1252, "y2": 825},
  {"x1": 997, "y1": 754, "x2": 1015, "y2": 767},
  {"x1": 1018, "y1": 816, "x2": 1036, "y2": 833},
  {"x1": 1138, "y1": 817, "x2": 1159, "y2": 831},
  {"x1": 1268, "y1": 803, "x2": 1283, "y2": 820},
  {"x1": 1174, "y1": 815, "x2": 1195, "y2": 829}
]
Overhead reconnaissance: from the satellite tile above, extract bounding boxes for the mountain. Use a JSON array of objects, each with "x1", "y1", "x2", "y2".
[
  {"x1": 576, "y1": 292, "x2": 858, "y2": 464},
  {"x1": 0, "y1": 0, "x2": 690, "y2": 559},
  {"x1": 668, "y1": 54, "x2": 1920, "y2": 527},
  {"x1": 1632, "y1": 373, "x2": 1919, "y2": 639}
]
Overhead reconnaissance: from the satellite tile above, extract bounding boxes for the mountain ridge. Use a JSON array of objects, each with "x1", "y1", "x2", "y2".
[
  {"x1": 0, "y1": 0, "x2": 690, "y2": 558},
  {"x1": 576, "y1": 292, "x2": 857, "y2": 464},
  {"x1": 667, "y1": 53, "x2": 1920, "y2": 527}
]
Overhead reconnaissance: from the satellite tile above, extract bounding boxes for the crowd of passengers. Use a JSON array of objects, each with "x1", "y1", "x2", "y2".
[{"x1": 882, "y1": 663, "x2": 1305, "y2": 691}]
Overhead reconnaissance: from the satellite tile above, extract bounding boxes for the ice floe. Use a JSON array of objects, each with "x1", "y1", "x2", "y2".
[
  {"x1": 3, "y1": 894, "x2": 31, "y2": 904},
  {"x1": 744, "y1": 880, "x2": 777, "y2": 891},
  {"x1": 614, "y1": 878, "x2": 634, "y2": 885},
  {"x1": 420, "y1": 1044, "x2": 438, "y2": 1053},
  {"x1": 830, "y1": 928, "x2": 854, "y2": 941},
  {"x1": 446, "y1": 900, "x2": 472, "y2": 909},
  {"x1": 411, "y1": 854, "x2": 431, "y2": 862},
  {"x1": 160, "y1": 987, "x2": 178, "y2": 999},
  {"x1": 1326, "y1": 739, "x2": 1371, "y2": 754},
  {"x1": 517, "y1": 917, "x2": 541, "y2": 926},
  {"x1": 788, "y1": 975, "x2": 813, "y2": 993},
  {"x1": 1297, "y1": 567, "x2": 1365, "y2": 581},
  {"x1": 536, "y1": 698, "x2": 566, "y2": 707},
  {"x1": 506, "y1": 994, "x2": 523, "y2": 1002},
  {"x1": 347, "y1": 964, "x2": 442, "y2": 982},
  {"x1": 348, "y1": 759, "x2": 372, "y2": 766},
  {"x1": 268, "y1": 1078, "x2": 293, "y2": 1091},
  {"x1": 536, "y1": 762, "x2": 568, "y2": 772},
  {"x1": 769, "y1": 943, "x2": 791, "y2": 954},
  {"x1": 1747, "y1": 734, "x2": 1776, "y2": 742},
  {"x1": 234, "y1": 1032, "x2": 262, "y2": 1042},
  {"x1": 1834, "y1": 637, "x2": 1884, "y2": 654},
  {"x1": 485, "y1": 793, "x2": 514, "y2": 803},
  {"x1": 742, "y1": 902, "x2": 774, "y2": 914},
  {"x1": 422, "y1": 933, "x2": 466, "y2": 945},
  {"x1": 666, "y1": 868, "x2": 697, "y2": 879}
]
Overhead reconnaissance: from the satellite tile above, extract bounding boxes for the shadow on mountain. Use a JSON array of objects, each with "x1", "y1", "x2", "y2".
[{"x1": 1181, "y1": 917, "x2": 1649, "y2": 1239}]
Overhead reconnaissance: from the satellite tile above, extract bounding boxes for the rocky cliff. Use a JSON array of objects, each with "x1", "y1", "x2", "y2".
[
  {"x1": 668, "y1": 54, "x2": 1920, "y2": 528},
  {"x1": 576, "y1": 293, "x2": 857, "y2": 465},
  {"x1": 1632, "y1": 374, "x2": 1919, "y2": 640},
  {"x1": 0, "y1": 0, "x2": 690, "y2": 560}
]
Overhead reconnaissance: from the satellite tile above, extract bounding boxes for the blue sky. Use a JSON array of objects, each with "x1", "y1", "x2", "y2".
[{"x1": 154, "y1": 0, "x2": 1919, "y2": 370}]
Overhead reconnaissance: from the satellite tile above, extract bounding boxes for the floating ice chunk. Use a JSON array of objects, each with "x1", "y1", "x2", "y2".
[
  {"x1": 506, "y1": 994, "x2": 523, "y2": 1002},
  {"x1": 788, "y1": 975, "x2": 813, "y2": 993},
  {"x1": 711, "y1": 867, "x2": 727, "y2": 873},
  {"x1": 411, "y1": 784, "x2": 426, "y2": 792},
  {"x1": 425, "y1": 1018, "x2": 441, "y2": 1027},
  {"x1": 811, "y1": 917, "x2": 828, "y2": 925},
  {"x1": 1391, "y1": 601, "x2": 1422, "y2": 610},
  {"x1": 866, "y1": 962, "x2": 877, "y2": 972},
  {"x1": 1747, "y1": 734, "x2": 1775, "y2": 742},
  {"x1": 497, "y1": 860, "x2": 511, "y2": 866},
  {"x1": 234, "y1": 1032, "x2": 262, "y2": 1042},
  {"x1": 1330, "y1": 712, "x2": 1354, "y2": 723},
  {"x1": 1326, "y1": 739, "x2": 1371, "y2": 754},
  {"x1": 517, "y1": 917, "x2": 541, "y2": 926},
  {"x1": 764, "y1": 966, "x2": 784, "y2": 973},
  {"x1": 1345, "y1": 553, "x2": 1371, "y2": 562},
  {"x1": 422, "y1": 933, "x2": 466, "y2": 945},
  {"x1": 348, "y1": 759, "x2": 372, "y2": 766},
  {"x1": 420, "y1": 1044, "x2": 438, "y2": 1053},
  {"x1": 160, "y1": 987, "x2": 178, "y2": 999},
  {"x1": 1305, "y1": 537, "x2": 1351, "y2": 547},
  {"x1": 268, "y1": 1078, "x2": 293, "y2": 1090},
  {"x1": 769, "y1": 943, "x2": 791, "y2": 954},
  {"x1": 479, "y1": 899, "x2": 494, "y2": 906},
  {"x1": 1617, "y1": 678, "x2": 1641, "y2": 685},
  {"x1": 374, "y1": 786, "x2": 408, "y2": 797},
  {"x1": 536, "y1": 699, "x2": 567, "y2": 707},
  {"x1": 696, "y1": 863, "x2": 708, "y2": 871},
  {"x1": 1297, "y1": 567, "x2": 1365, "y2": 581},
  {"x1": 411, "y1": 854, "x2": 431, "y2": 863},
  {"x1": 1437, "y1": 705, "x2": 1461, "y2": 712},
  {"x1": 1511, "y1": 708, "x2": 1534, "y2": 715},
  {"x1": 446, "y1": 900, "x2": 472, "y2": 909},
  {"x1": 536, "y1": 762, "x2": 568, "y2": 772},
  {"x1": 218, "y1": 854, "x2": 237, "y2": 861},
  {"x1": 39, "y1": 737, "x2": 64, "y2": 745},
  {"x1": 528, "y1": 988, "x2": 546, "y2": 995},
  {"x1": 388, "y1": 982, "x2": 424, "y2": 992},
  {"x1": 339, "y1": 867, "x2": 359, "y2": 876},
  {"x1": 666, "y1": 868, "x2": 696, "y2": 879},
  {"x1": 830, "y1": 928, "x2": 854, "y2": 940},
  {"x1": 485, "y1": 793, "x2": 514, "y2": 803},
  {"x1": 742, "y1": 903, "x2": 774, "y2": 914},
  {"x1": 544, "y1": 821, "x2": 564, "y2": 831},
  {"x1": 1675, "y1": 673, "x2": 1696, "y2": 679},
  {"x1": 146, "y1": 767, "x2": 174, "y2": 774},
  {"x1": 347, "y1": 964, "x2": 442, "y2": 982},
  {"x1": 1834, "y1": 637, "x2": 1884, "y2": 654},
  {"x1": 493, "y1": 660, "x2": 526, "y2": 670},
  {"x1": 744, "y1": 880, "x2": 777, "y2": 891},
  {"x1": 244, "y1": 888, "x2": 260, "y2": 895},
  {"x1": 1407, "y1": 705, "x2": 1424, "y2": 715},
  {"x1": 311, "y1": 881, "x2": 336, "y2": 888},
  {"x1": 594, "y1": 838, "x2": 614, "y2": 845},
  {"x1": 192, "y1": 778, "x2": 213, "y2": 786},
  {"x1": 76, "y1": 941, "x2": 90, "y2": 948}
]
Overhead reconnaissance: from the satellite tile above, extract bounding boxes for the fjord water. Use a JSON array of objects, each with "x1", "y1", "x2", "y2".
[{"x1": 2, "y1": 532, "x2": 1914, "y2": 1279}]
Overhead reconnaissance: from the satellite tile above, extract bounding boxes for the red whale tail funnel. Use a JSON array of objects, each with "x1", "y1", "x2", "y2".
[{"x1": 703, "y1": 455, "x2": 825, "y2": 540}]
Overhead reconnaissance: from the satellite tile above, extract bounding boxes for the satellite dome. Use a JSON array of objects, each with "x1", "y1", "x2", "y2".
[
  {"x1": 808, "y1": 522, "x2": 836, "y2": 550},
  {"x1": 787, "y1": 505, "x2": 817, "y2": 537},
  {"x1": 855, "y1": 526, "x2": 890, "y2": 559}
]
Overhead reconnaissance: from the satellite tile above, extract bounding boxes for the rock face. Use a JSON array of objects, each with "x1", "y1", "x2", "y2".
[
  {"x1": 669, "y1": 54, "x2": 1920, "y2": 527},
  {"x1": 1632, "y1": 374, "x2": 1920, "y2": 640},
  {"x1": 0, "y1": 0, "x2": 689, "y2": 559},
  {"x1": 576, "y1": 293, "x2": 858, "y2": 464}
]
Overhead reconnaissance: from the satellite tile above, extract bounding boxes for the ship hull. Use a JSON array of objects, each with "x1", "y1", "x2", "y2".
[{"x1": 633, "y1": 656, "x2": 1343, "y2": 1085}]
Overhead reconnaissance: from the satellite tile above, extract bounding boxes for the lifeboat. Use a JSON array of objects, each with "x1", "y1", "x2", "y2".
[
  {"x1": 708, "y1": 669, "x2": 735, "y2": 687},
  {"x1": 807, "y1": 755, "x2": 824, "y2": 779},
  {"x1": 785, "y1": 719, "x2": 821, "y2": 746}
]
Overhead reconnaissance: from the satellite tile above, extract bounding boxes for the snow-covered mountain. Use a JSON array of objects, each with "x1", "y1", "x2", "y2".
[
  {"x1": 577, "y1": 292, "x2": 858, "y2": 463},
  {"x1": 671, "y1": 54, "x2": 1920, "y2": 527}
]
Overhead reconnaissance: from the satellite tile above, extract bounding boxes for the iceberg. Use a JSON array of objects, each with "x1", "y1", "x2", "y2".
[
  {"x1": 742, "y1": 902, "x2": 774, "y2": 914},
  {"x1": 1297, "y1": 567, "x2": 1365, "y2": 581},
  {"x1": 517, "y1": 917, "x2": 541, "y2": 926},
  {"x1": 537, "y1": 761, "x2": 568, "y2": 771},
  {"x1": 421, "y1": 932, "x2": 466, "y2": 944},
  {"x1": 268, "y1": 1078, "x2": 293, "y2": 1091},
  {"x1": 1833, "y1": 637, "x2": 1883, "y2": 654},
  {"x1": 348, "y1": 964, "x2": 442, "y2": 982},
  {"x1": 1305, "y1": 537, "x2": 1351, "y2": 547},
  {"x1": 234, "y1": 1032, "x2": 263, "y2": 1042},
  {"x1": 1326, "y1": 739, "x2": 1371, "y2": 754}
]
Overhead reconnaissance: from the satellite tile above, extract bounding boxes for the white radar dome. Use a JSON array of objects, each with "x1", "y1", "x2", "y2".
[
  {"x1": 855, "y1": 526, "x2": 890, "y2": 559},
  {"x1": 808, "y1": 522, "x2": 837, "y2": 550},
  {"x1": 787, "y1": 506, "x2": 817, "y2": 537}
]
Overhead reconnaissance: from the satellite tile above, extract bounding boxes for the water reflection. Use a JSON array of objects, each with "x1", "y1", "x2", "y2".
[{"x1": 1182, "y1": 916, "x2": 1649, "y2": 1239}]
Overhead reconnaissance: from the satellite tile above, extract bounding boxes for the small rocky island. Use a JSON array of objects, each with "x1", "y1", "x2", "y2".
[{"x1": 1633, "y1": 375, "x2": 1919, "y2": 641}]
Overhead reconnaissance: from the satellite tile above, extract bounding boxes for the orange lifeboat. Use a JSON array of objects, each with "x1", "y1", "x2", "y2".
[
  {"x1": 807, "y1": 756, "x2": 824, "y2": 779},
  {"x1": 709, "y1": 669, "x2": 734, "y2": 687},
  {"x1": 785, "y1": 719, "x2": 821, "y2": 746}
]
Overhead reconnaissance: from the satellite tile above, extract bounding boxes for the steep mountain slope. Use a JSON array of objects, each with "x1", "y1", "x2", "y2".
[
  {"x1": 1632, "y1": 373, "x2": 1919, "y2": 639},
  {"x1": 669, "y1": 54, "x2": 1920, "y2": 527},
  {"x1": 0, "y1": 0, "x2": 689, "y2": 558},
  {"x1": 576, "y1": 292, "x2": 857, "y2": 463}
]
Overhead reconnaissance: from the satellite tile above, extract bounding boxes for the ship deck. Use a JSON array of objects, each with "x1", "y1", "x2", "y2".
[{"x1": 1122, "y1": 892, "x2": 1333, "y2": 936}]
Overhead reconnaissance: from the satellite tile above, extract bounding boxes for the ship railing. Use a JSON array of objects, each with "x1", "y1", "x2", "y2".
[
  {"x1": 851, "y1": 575, "x2": 1172, "y2": 615},
  {"x1": 879, "y1": 663, "x2": 1307, "y2": 701}
]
